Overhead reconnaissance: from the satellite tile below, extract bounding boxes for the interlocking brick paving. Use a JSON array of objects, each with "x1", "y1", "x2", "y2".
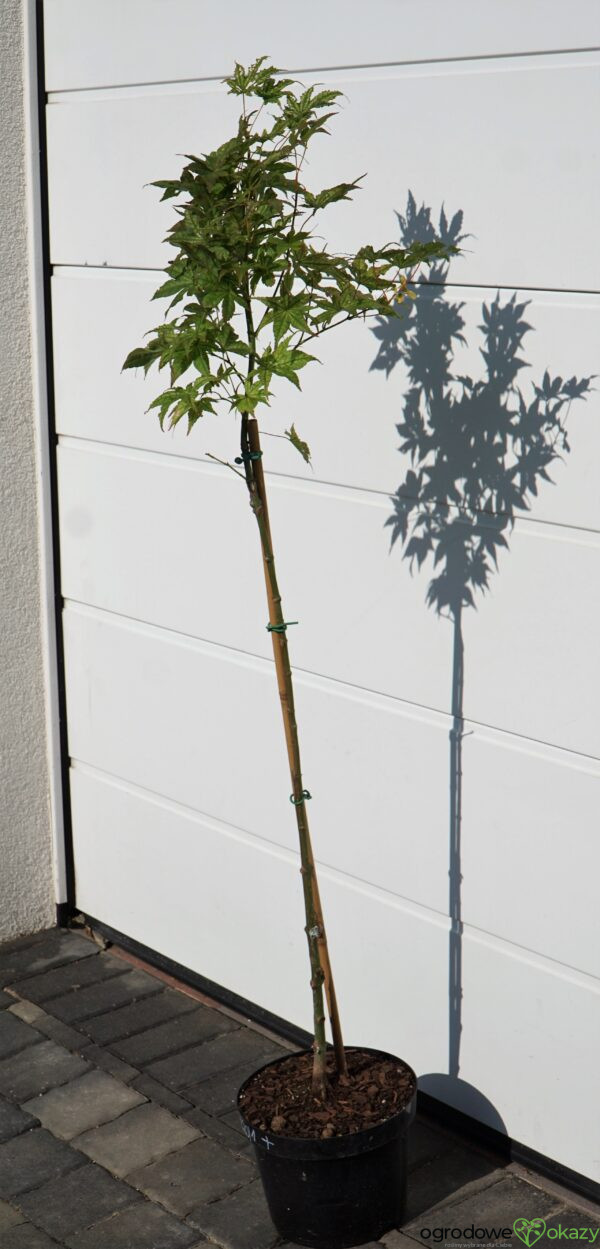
[{"x1": 0, "y1": 927, "x2": 594, "y2": 1249}]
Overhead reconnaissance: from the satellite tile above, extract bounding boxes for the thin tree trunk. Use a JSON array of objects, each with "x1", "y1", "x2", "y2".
[{"x1": 244, "y1": 416, "x2": 347, "y2": 1094}]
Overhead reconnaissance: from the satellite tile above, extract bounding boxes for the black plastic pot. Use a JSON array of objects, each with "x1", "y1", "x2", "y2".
[{"x1": 237, "y1": 1047, "x2": 416, "y2": 1249}]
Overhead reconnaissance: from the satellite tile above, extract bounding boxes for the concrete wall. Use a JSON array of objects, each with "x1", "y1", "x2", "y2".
[{"x1": 0, "y1": 0, "x2": 55, "y2": 938}]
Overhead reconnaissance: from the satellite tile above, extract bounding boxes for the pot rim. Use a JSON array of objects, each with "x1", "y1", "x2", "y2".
[{"x1": 236, "y1": 1045, "x2": 417, "y2": 1159}]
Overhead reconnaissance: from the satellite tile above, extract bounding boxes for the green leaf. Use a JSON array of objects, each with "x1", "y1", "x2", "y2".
[{"x1": 285, "y1": 424, "x2": 311, "y2": 464}]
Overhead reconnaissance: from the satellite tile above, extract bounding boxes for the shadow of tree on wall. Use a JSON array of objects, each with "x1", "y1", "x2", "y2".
[{"x1": 371, "y1": 193, "x2": 593, "y2": 1081}]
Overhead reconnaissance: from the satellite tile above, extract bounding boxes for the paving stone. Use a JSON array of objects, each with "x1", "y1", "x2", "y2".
[
  {"x1": 16, "y1": 1160, "x2": 142, "y2": 1239},
  {"x1": 10, "y1": 951, "x2": 128, "y2": 1005},
  {"x1": 19, "y1": 1009, "x2": 93, "y2": 1053},
  {"x1": 220, "y1": 1109, "x2": 247, "y2": 1136},
  {"x1": 186, "y1": 1105, "x2": 252, "y2": 1154},
  {"x1": 419, "y1": 1172, "x2": 557, "y2": 1227},
  {"x1": 0, "y1": 1097, "x2": 39, "y2": 1144},
  {"x1": 408, "y1": 1119, "x2": 455, "y2": 1171},
  {"x1": 380, "y1": 1233, "x2": 416, "y2": 1248},
  {"x1": 0, "y1": 992, "x2": 14, "y2": 1009},
  {"x1": 130, "y1": 1072, "x2": 193, "y2": 1115},
  {"x1": 3, "y1": 1225, "x2": 64, "y2": 1248},
  {"x1": 0, "y1": 1012, "x2": 43, "y2": 1061},
  {"x1": 0, "y1": 930, "x2": 51, "y2": 957},
  {"x1": 404, "y1": 1161, "x2": 513, "y2": 1225},
  {"x1": 0, "y1": 1197, "x2": 27, "y2": 1231},
  {"x1": 188, "y1": 1177, "x2": 277, "y2": 1248},
  {"x1": 46, "y1": 967, "x2": 163, "y2": 1023},
  {"x1": 23, "y1": 1069, "x2": 146, "y2": 1139},
  {"x1": 0, "y1": 1039, "x2": 90, "y2": 1103},
  {"x1": 127, "y1": 1134, "x2": 254, "y2": 1215},
  {"x1": 111, "y1": 1006, "x2": 239, "y2": 1067},
  {"x1": 0, "y1": 1128, "x2": 84, "y2": 1197},
  {"x1": 7, "y1": 1000, "x2": 45, "y2": 1025},
  {"x1": 544, "y1": 1207, "x2": 600, "y2": 1235},
  {"x1": 81, "y1": 1042, "x2": 140, "y2": 1083},
  {"x1": 80, "y1": 986, "x2": 199, "y2": 1046},
  {"x1": 64, "y1": 1202, "x2": 198, "y2": 1249},
  {"x1": 72, "y1": 1101, "x2": 201, "y2": 1178},
  {"x1": 181, "y1": 1058, "x2": 277, "y2": 1117},
  {"x1": 148, "y1": 1030, "x2": 285, "y2": 1093},
  {"x1": 0, "y1": 932, "x2": 96, "y2": 989}
]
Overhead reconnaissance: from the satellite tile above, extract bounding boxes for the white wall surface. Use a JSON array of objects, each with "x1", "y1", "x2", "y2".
[
  {"x1": 45, "y1": 1, "x2": 600, "y2": 1180},
  {"x1": 0, "y1": 0, "x2": 55, "y2": 939}
]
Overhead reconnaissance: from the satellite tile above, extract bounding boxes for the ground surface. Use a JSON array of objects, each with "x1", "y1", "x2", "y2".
[{"x1": 0, "y1": 927, "x2": 596, "y2": 1249}]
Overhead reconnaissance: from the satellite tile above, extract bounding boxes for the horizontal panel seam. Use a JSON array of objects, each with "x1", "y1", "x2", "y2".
[
  {"x1": 56, "y1": 433, "x2": 600, "y2": 541},
  {"x1": 49, "y1": 263, "x2": 600, "y2": 298},
  {"x1": 45, "y1": 45, "x2": 600, "y2": 99}
]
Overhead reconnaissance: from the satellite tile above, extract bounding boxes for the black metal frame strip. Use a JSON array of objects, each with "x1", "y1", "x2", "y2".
[
  {"x1": 34, "y1": 0, "x2": 76, "y2": 917},
  {"x1": 74, "y1": 912, "x2": 600, "y2": 1208}
]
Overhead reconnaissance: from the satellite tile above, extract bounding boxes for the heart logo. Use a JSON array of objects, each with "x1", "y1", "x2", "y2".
[{"x1": 514, "y1": 1218, "x2": 546, "y2": 1246}]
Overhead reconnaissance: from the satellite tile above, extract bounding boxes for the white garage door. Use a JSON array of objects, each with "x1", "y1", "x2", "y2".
[{"x1": 44, "y1": 1, "x2": 600, "y2": 1183}]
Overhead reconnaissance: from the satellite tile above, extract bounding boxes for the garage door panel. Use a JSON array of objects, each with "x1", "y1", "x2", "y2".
[
  {"x1": 69, "y1": 762, "x2": 600, "y2": 1183},
  {"x1": 46, "y1": 56, "x2": 600, "y2": 290},
  {"x1": 435, "y1": 931, "x2": 600, "y2": 1182},
  {"x1": 59, "y1": 444, "x2": 600, "y2": 757},
  {"x1": 64, "y1": 604, "x2": 600, "y2": 979},
  {"x1": 69, "y1": 762, "x2": 450, "y2": 1073},
  {"x1": 63, "y1": 604, "x2": 452, "y2": 915},
  {"x1": 461, "y1": 730, "x2": 600, "y2": 978},
  {"x1": 44, "y1": 0, "x2": 600, "y2": 93},
  {"x1": 52, "y1": 271, "x2": 600, "y2": 533},
  {"x1": 57, "y1": 442, "x2": 453, "y2": 714}
]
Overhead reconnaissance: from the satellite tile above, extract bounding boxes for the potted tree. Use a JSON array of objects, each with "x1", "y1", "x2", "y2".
[{"x1": 124, "y1": 57, "x2": 453, "y2": 1248}]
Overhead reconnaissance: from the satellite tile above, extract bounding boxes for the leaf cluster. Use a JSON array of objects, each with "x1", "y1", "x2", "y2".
[{"x1": 123, "y1": 58, "x2": 454, "y2": 458}]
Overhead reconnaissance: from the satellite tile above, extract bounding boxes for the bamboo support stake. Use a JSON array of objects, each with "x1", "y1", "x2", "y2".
[{"x1": 245, "y1": 416, "x2": 347, "y2": 1089}]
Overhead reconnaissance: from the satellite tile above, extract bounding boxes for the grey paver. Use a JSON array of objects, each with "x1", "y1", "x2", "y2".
[
  {"x1": 130, "y1": 1072, "x2": 193, "y2": 1115},
  {"x1": 380, "y1": 1234, "x2": 416, "y2": 1248},
  {"x1": 64, "y1": 1202, "x2": 198, "y2": 1249},
  {"x1": 186, "y1": 1105, "x2": 252, "y2": 1154},
  {"x1": 46, "y1": 967, "x2": 163, "y2": 1023},
  {"x1": 7, "y1": 1000, "x2": 45, "y2": 1025},
  {"x1": 0, "y1": 1012, "x2": 43, "y2": 1061},
  {"x1": 23, "y1": 1068, "x2": 146, "y2": 1139},
  {"x1": 148, "y1": 1029, "x2": 284, "y2": 1092},
  {"x1": 127, "y1": 1134, "x2": 254, "y2": 1214},
  {"x1": 10, "y1": 951, "x2": 128, "y2": 1004},
  {"x1": 188, "y1": 1177, "x2": 277, "y2": 1248},
  {"x1": 111, "y1": 1005, "x2": 239, "y2": 1067},
  {"x1": 0, "y1": 1127, "x2": 84, "y2": 1197},
  {"x1": 18, "y1": 1008, "x2": 93, "y2": 1052},
  {"x1": 0, "y1": 1097, "x2": 39, "y2": 1144},
  {"x1": 407, "y1": 1172, "x2": 558, "y2": 1229},
  {"x1": 16, "y1": 1160, "x2": 142, "y2": 1239},
  {"x1": 3, "y1": 1224, "x2": 64, "y2": 1248},
  {"x1": 72, "y1": 1101, "x2": 200, "y2": 1177},
  {"x1": 0, "y1": 1197, "x2": 27, "y2": 1231},
  {"x1": 0, "y1": 931, "x2": 96, "y2": 989},
  {"x1": 408, "y1": 1119, "x2": 454, "y2": 1171},
  {"x1": 81, "y1": 1042, "x2": 140, "y2": 1083},
  {"x1": 181, "y1": 1058, "x2": 276, "y2": 1117},
  {"x1": 544, "y1": 1207, "x2": 600, "y2": 1235},
  {"x1": 80, "y1": 986, "x2": 199, "y2": 1046},
  {"x1": 0, "y1": 992, "x2": 14, "y2": 1009},
  {"x1": 0, "y1": 1038, "x2": 90, "y2": 1102},
  {"x1": 405, "y1": 1157, "x2": 508, "y2": 1224}
]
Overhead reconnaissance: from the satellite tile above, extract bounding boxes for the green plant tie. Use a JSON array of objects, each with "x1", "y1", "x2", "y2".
[
  {"x1": 290, "y1": 790, "x2": 312, "y2": 805},
  {"x1": 234, "y1": 450, "x2": 263, "y2": 464},
  {"x1": 266, "y1": 621, "x2": 298, "y2": 633}
]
